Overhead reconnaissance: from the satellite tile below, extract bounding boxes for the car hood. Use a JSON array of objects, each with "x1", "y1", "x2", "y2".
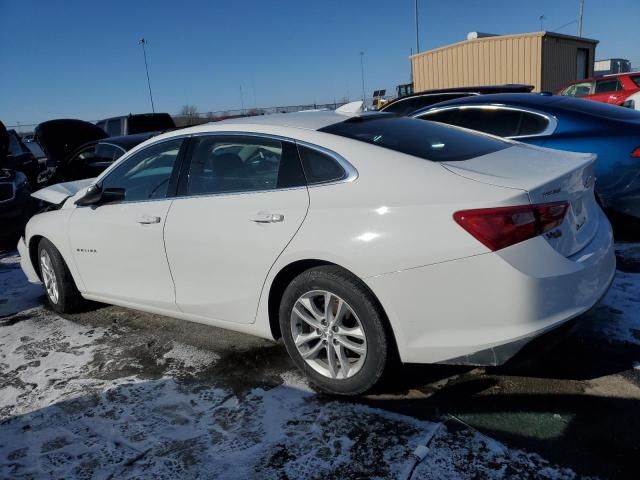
[
  {"x1": 32, "y1": 178, "x2": 94, "y2": 205},
  {"x1": 35, "y1": 119, "x2": 107, "y2": 165}
]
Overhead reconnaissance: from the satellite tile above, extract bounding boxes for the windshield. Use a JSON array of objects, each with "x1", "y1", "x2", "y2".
[{"x1": 319, "y1": 116, "x2": 510, "y2": 162}]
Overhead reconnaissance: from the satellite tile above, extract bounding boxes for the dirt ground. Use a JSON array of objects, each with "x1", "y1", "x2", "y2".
[{"x1": 1, "y1": 243, "x2": 639, "y2": 479}]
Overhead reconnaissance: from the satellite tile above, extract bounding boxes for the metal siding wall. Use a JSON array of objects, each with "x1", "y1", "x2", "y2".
[
  {"x1": 541, "y1": 37, "x2": 597, "y2": 92},
  {"x1": 411, "y1": 35, "x2": 543, "y2": 91}
]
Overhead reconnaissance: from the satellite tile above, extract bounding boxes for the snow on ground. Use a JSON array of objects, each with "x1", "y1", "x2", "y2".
[
  {"x1": 577, "y1": 244, "x2": 640, "y2": 346},
  {"x1": 3, "y1": 245, "x2": 640, "y2": 478}
]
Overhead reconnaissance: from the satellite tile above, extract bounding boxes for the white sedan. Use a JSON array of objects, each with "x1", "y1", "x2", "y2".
[{"x1": 19, "y1": 111, "x2": 616, "y2": 395}]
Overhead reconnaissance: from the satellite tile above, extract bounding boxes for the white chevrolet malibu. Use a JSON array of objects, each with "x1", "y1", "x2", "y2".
[{"x1": 19, "y1": 111, "x2": 615, "y2": 395}]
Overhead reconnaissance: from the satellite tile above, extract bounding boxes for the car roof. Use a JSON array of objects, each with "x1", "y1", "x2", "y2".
[
  {"x1": 99, "y1": 132, "x2": 158, "y2": 148},
  {"x1": 419, "y1": 93, "x2": 562, "y2": 110},
  {"x1": 567, "y1": 71, "x2": 640, "y2": 83},
  {"x1": 214, "y1": 110, "x2": 384, "y2": 131}
]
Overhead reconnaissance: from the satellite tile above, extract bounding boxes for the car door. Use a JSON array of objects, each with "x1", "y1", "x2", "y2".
[
  {"x1": 163, "y1": 134, "x2": 309, "y2": 324},
  {"x1": 591, "y1": 78, "x2": 626, "y2": 105},
  {"x1": 68, "y1": 137, "x2": 186, "y2": 310}
]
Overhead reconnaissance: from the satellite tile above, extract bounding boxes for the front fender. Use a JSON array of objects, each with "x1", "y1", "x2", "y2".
[{"x1": 24, "y1": 209, "x2": 86, "y2": 292}]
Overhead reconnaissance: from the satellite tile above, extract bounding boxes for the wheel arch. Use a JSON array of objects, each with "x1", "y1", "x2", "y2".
[{"x1": 267, "y1": 259, "x2": 401, "y2": 361}]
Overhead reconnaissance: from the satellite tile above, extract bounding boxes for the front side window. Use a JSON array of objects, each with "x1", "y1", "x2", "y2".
[
  {"x1": 595, "y1": 79, "x2": 622, "y2": 93},
  {"x1": 424, "y1": 108, "x2": 522, "y2": 137},
  {"x1": 185, "y1": 136, "x2": 305, "y2": 196},
  {"x1": 101, "y1": 138, "x2": 183, "y2": 202},
  {"x1": 561, "y1": 82, "x2": 593, "y2": 97},
  {"x1": 423, "y1": 108, "x2": 550, "y2": 138}
]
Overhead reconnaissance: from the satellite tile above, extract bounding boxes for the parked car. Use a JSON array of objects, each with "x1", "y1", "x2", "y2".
[
  {"x1": 623, "y1": 90, "x2": 640, "y2": 110},
  {"x1": 95, "y1": 113, "x2": 175, "y2": 137},
  {"x1": 19, "y1": 111, "x2": 615, "y2": 395},
  {"x1": 58, "y1": 133, "x2": 158, "y2": 181},
  {"x1": 35, "y1": 119, "x2": 155, "y2": 182},
  {"x1": 0, "y1": 168, "x2": 33, "y2": 243},
  {"x1": 378, "y1": 84, "x2": 534, "y2": 116},
  {"x1": 5, "y1": 129, "x2": 41, "y2": 187},
  {"x1": 558, "y1": 72, "x2": 640, "y2": 106},
  {"x1": 413, "y1": 93, "x2": 640, "y2": 219}
]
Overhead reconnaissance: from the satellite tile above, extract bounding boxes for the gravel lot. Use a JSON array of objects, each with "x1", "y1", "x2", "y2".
[{"x1": 1, "y1": 244, "x2": 639, "y2": 479}]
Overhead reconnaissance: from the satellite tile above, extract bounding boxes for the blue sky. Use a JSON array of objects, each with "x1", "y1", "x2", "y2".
[{"x1": 1, "y1": 0, "x2": 638, "y2": 127}]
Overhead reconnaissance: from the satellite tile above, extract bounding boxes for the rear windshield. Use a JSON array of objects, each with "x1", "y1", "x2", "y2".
[{"x1": 319, "y1": 116, "x2": 510, "y2": 162}]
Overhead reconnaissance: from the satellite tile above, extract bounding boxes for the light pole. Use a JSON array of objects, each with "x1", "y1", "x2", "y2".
[
  {"x1": 359, "y1": 52, "x2": 366, "y2": 107},
  {"x1": 577, "y1": 0, "x2": 584, "y2": 37},
  {"x1": 139, "y1": 38, "x2": 155, "y2": 113},
  {"x1": 415, "y1": 0, "x2": 420, "y2": 54}
]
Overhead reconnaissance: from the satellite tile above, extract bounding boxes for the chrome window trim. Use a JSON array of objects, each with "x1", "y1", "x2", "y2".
[
  {"x1": 0, "y1": 182, "x2": 16, "y2": 204},
  {"x1": 415, "y1": 104, "x2": 558, "y2": 139},
  {"x1": 90, "y1": 130, "x2": 359, "y2": 204}
]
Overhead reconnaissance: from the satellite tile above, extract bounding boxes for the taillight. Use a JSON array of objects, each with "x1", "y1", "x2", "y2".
[
  {"x1": 631, "y1": 147, "x2": 640, "y2": 158},
  {"x1": 453, "y1": 202, "x2": 569, "y2": 251}
]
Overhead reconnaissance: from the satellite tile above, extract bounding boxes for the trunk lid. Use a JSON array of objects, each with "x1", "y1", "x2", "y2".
[
  {"x1": 35, "y1": 119, "x2": 107, "y2": 167},
  {"x1": 442, "y1": 144, "x2": 599, "y2": 257}
]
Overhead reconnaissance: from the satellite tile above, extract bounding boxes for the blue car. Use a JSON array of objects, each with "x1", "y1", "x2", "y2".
[{"x1": 412, "y1": 93, "x2": 640, "y2": 219}]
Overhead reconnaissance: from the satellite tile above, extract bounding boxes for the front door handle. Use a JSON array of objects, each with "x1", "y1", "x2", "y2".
[
  {"x1": 137, "y1": 215, "x2": 161, "y2": 225},
  {"x1": 251, "y1": 212, "x2": 285, "y2": 224}
]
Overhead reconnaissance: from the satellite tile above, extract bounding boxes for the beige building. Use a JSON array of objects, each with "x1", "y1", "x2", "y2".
[{"x1": 410, "y1": 31, "x2": 598, "y2": 94}]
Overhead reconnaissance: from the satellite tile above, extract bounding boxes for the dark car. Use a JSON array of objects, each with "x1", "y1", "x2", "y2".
[
  {"x1": 34, "y1": 119, "x2": 156, "y2": 182},
  {"x1": 5, "y1": 130, "x2": 40, "y2": 188},
  {"x1": 0, "y1": 168, "x2": 33, "y2": 244},
  {"x1": 379, "y1": 84, "x2": 534, "y2": 116},
  {"x1": 96, "y1": 113, "x2": 175, "y2": 137},
  {"x1": 61, "y1": 133, "x2": 157, "y2": 181},
  {"x1": 413, "y1": 93, "x2": 640, "y2": 220}
]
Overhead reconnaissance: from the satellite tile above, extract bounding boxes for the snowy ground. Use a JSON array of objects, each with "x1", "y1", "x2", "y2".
[{"x1": 1, "y1": 245, "x2": 639, "y2": 479}]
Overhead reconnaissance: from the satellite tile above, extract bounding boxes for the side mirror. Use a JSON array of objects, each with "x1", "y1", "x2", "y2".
[
  {"x1": 75, "y1": 185, "x2": 126, "y2": 206},
  {"x1": 75, "y1": 184, "x2": 102, "y2": 206}
]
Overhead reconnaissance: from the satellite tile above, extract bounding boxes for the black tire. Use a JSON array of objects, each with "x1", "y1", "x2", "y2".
[
  {"x1": 279, "y1": 265, "x2": 391, "y2": 396},
  {"x1": 37, "y1": 238, "x2": 85, "y2": 313}
]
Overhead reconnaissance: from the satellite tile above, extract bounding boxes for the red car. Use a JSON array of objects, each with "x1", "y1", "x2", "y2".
[{"x1": 558, "y1": 72, "x2": 640, "y2": 106}]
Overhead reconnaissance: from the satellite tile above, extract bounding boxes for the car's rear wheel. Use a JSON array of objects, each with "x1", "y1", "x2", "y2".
[
  {"x1": 38, "y1": 238, "x2": 85, "y2": 313},
  {"x1": 279, "y1": 266, "x2": 391, "y2": 395}
]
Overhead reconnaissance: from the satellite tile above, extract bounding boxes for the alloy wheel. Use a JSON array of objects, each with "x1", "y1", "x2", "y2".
[
  {"x1": 290, "y1": 290, "x2": 367, "y2": 379},
  {"x1": 40, "y1": 250, "x2": 59, "y2": 304}
]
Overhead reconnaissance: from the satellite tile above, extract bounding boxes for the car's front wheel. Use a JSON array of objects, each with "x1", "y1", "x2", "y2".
[
  {"x1": 279, "y1": 266, "x2": 391, "y2": 395},
  {"x1": 38, "y1": 238, "x2": 85, "y2": 313}
]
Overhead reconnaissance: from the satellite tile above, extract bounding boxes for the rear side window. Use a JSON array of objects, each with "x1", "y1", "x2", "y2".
[
  {"x1": 595, "y1": 79, "x2": 622, "y2": 93},
  {"x1": 320, "y1": 116, "x2": 510, "y2": 162},
  {"x1": 298, "y1": 146, "x2": 346, "y2": 184},
  {"x1": 518, "y1": 112, "x2": 549, "y2": 136},
  {"x1": 630, "y1": 75, "x2": 640, "y2": 88}
]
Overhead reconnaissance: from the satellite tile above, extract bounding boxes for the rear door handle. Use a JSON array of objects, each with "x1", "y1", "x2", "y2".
[
  {"x1": 251, "y1": 212, "x2": 284, "y2": 223},
  {"x1": 136, "y1": 215, "x2": 161, "y2": 224}
]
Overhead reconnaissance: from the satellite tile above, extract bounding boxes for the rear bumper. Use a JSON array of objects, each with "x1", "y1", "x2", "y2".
[
  {"x1": 18, "y1": 236, "x2": 40, "y2": 284},
  {"x1": 364, "y1": 208, "x2": 616, "y2": 365}
]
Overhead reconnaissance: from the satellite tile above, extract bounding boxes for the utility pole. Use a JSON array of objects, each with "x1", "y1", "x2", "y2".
[
  {"x1": 139, "y1": 38, "x2": 155, "y2": 113},
  {"x1": 359, "y1": 52, "x2": 366, "y2": 107},
  {"x1": 414, "y1": 0, "x2": 420, "y2": 53},
  {"x1": 577, "y1": 0, "x2": 584, "y2": 37}
]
